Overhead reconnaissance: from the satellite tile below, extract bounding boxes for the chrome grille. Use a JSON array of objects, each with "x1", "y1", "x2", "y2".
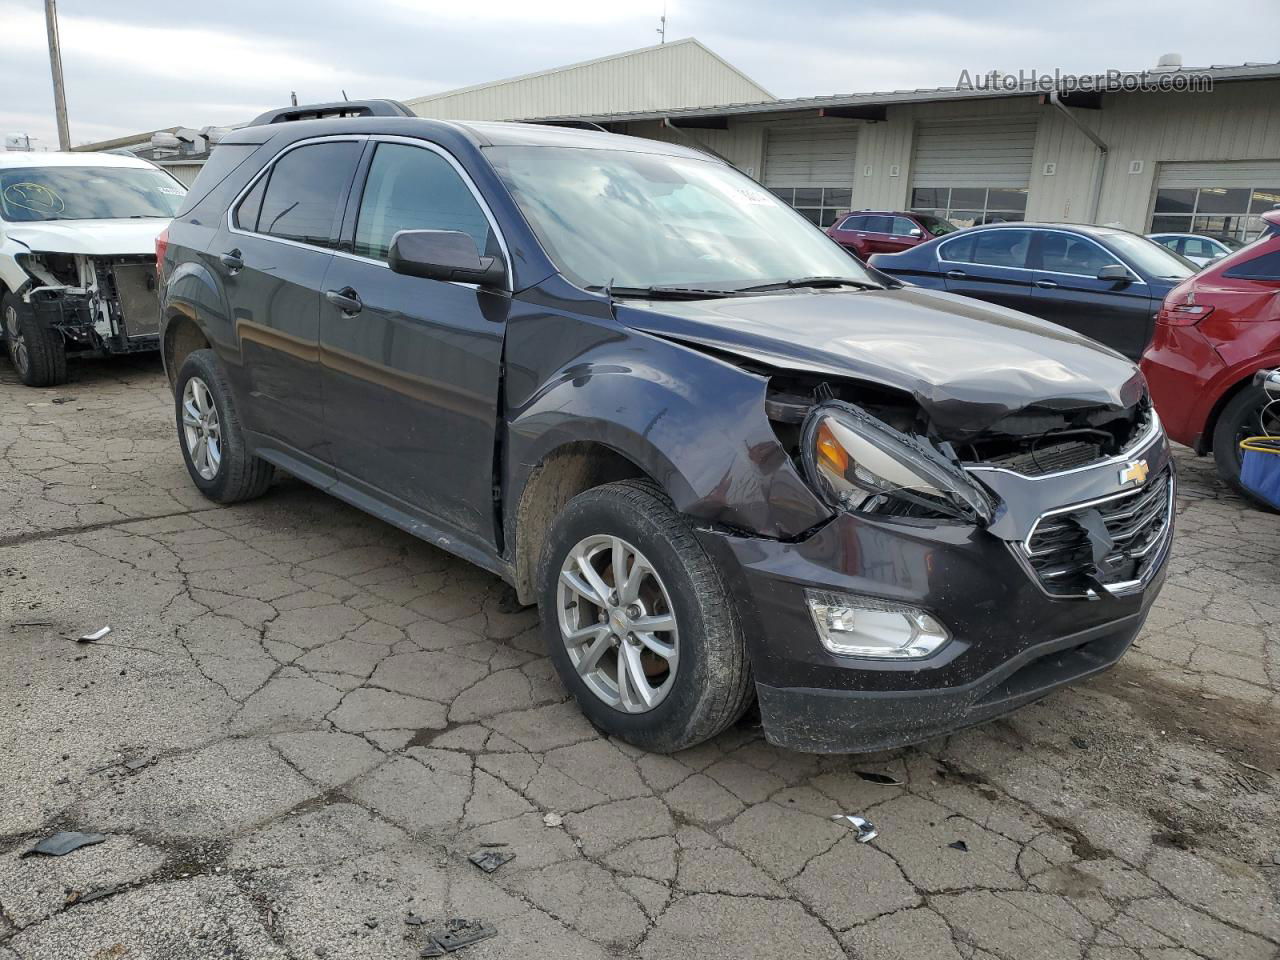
[{"x1": 1023, "y1": 469, "x2": 1173, "y2": 597}]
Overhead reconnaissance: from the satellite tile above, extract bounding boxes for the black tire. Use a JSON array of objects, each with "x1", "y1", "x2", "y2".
[
  {"x1": 174, "y1": 349, "x2": 274, "y2": 503},
  {"x1": 2, "y1": 289, "x2": 67, "y2": 387},
  {"x1": 538, "y1": 479, "x2": 753, "y2": 752},
  {"x1": 1212, "y1": 384, "x2": 1279, "y2": 508}
]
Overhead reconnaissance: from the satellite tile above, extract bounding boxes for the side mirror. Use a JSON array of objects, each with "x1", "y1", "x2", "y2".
[
  {"x1": 908, "y1": 228, "x2": 923, "y2": 238},
  {"x1": 388, "y1": 229, "x2": 507, "y2": 288},
  {"x1": 1097, "y1": 264, "x2": 1130, "y2": 283}
]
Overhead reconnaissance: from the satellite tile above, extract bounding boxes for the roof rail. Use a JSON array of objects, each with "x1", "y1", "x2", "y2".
[
  {"x1": 248, "y1": 99, "x2": 415, "y2": 126},
  {"x1": 521, "y1": 119, "x2": 611, "y2": 133}
]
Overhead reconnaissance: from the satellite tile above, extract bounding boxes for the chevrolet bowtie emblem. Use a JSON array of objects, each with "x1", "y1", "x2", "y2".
[{"x1": 1119, "y1": 459, "x2": 1149, "y2": 487}]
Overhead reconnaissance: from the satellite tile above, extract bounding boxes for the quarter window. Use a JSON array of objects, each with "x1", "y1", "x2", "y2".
[
  {"x1": 353, "y1": 143, "x2": 494, "y2": 262},
  {"x1": 252, "y1": 141, "x2": 360, "y2": 248}
]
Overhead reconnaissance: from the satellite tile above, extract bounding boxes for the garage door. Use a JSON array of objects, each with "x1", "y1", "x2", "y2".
[
  {"x1": 909, "y1": 118, "x2": 1037, "y2": 227},
  {"x1": 1152, "y1": 160, "x2": 1280, "y2": 241},
  {"x1": 763, "y1": 126, "x2": 858, "y2": 226}
]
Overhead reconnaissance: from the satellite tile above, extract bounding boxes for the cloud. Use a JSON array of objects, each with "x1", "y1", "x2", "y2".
[{"x1": 3, "y1": 0, "x2": 1277, "y2": 151}]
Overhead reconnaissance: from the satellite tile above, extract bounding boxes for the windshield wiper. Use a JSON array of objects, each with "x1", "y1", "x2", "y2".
[
  {"x1": 588, "y1": 284, "x2": 738, "y2": 301},
  {"x1": 733, "y1": 276, "x2": 882, "y2": 293}
]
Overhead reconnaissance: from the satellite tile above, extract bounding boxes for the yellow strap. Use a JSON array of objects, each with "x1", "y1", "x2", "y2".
[{"x1": 1239, "y1": 435, "x2": 1280, "y2": 454}]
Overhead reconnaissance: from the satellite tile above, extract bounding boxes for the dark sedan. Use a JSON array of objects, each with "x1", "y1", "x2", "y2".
[{"x1": 869, "y1": 223, "x2": 1196, "y2": 359}]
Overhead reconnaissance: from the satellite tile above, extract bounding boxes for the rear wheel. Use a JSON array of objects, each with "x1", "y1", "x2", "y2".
[
  {"x1": 1212, "y1": 384, "x2": 1280, "y2": 506},
  {"x1": 539, "y1": 479, "x2": 753, "y2": 752},
  {"x1": 175, "y1": 349, "x2": 274, "y2": 503},
  {"x1": 2, "y1": 290, "x2": 67, "y2": 387}
]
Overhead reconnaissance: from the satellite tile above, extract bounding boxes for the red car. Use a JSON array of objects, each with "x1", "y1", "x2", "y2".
[
  {"x1": 826, "y1": 210, "x2": 958, "y2": 259},
  {"x1": 1141, "y1": 208, "x2": 1280, "y2": 495}
]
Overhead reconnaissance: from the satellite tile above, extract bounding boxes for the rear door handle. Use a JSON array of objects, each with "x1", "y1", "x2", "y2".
[
  {"x1": 325, "y1": 287, "x2": 362, "y2": 315},
  {"x1": 945, "y1": 270, "x2": 967, "y2": 280},
  {"x1": 219, "y1": 249, "x2": 243, "y2": 273},
  {"x1": 1035, "y1": 279, "x2": 1059, "y2": 289}
]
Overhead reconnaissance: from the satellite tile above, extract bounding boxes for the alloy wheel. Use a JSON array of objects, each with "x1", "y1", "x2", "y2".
[
  {"x1": 181, "y1": 376, "x2": 223, "y2": 480},
  {"x1": 3, "y1": 304, "x2": 28, "y2": 377},
  {"x1": 556, "y1": 534, "x2": 679, "y2": 713}
]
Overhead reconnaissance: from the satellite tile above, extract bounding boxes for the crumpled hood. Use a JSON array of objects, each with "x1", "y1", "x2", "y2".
[
  {"x1": 4, "y1": 218, "x2": 168, "y2": 256},
  {"x1": 616, "y1": 285, "x2": 1146, "y2": 439}
]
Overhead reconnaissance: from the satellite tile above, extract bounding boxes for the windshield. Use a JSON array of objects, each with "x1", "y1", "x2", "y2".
[
  {"x1": 1105, "y1": 232, "x2": 1196, "y2": 280},
  {"x1": 486, "y1": 145, "x2": 873, "y2": 291},
  {"x1": 915, "y1": 214, "x2": 959, "y2": 236},
  {"x1": 0, "y1": 166, "x2": 185, "y2": 222}
]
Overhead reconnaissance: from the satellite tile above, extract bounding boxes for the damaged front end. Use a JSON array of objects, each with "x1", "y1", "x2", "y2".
[
  {"x1": 18, "y1": 251, "x2": 161, "y2": 357},
  {"x1": 761, "y1": 369, "x2": 1172, "y2": 603}
]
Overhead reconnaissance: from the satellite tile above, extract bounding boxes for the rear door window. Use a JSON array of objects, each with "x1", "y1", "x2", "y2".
[
  {"x1": 955, "y1": 229, "x2": 1033, "y2": 268},
  {"x1": 353, "y1": 143, "x2": 495, "y2": 261},
  {"x1": 862, "y1": 215, "x2": 892, "y2": 234},
  {"x1": 253, "y1": 141, "x2": 361, "y2": 248}
]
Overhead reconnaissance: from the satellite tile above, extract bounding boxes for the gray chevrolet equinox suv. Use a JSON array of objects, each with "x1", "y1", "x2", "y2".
[{"x1": 157, "y1": 100, "x2": 1173, "y2": 753}]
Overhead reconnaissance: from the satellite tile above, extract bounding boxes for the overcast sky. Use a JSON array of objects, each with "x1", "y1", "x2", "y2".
[{"x1": 3, "y1": 0, "x2": 1278, "y2": 148}]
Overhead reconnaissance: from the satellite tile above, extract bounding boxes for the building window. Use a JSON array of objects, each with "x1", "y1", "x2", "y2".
[
  {"x1": 768, "y1": 186, "x2": 853, "y2": 227},
  {"x1": 910, "y1": 187, "x2": 1027, "y2": 228},
  {"x1": 1149, "y1": 186, "x2": 1280, "y2": 242}
]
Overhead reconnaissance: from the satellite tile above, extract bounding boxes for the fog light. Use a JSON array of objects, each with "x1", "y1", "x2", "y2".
[{"x1": 805, "y1": 590, "x2": 950, "y2": 660}]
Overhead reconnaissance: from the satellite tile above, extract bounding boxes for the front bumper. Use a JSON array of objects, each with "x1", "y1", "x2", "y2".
[{"x1": 697, "y1": 431, "x2": 1174, "y2": 753}]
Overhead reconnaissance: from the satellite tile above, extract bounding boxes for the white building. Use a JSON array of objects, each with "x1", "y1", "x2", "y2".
[
  {"x1": 544, "y1": 58, "x2": 1280, "y2": 239},
  {"x1": 78, "y1": 46, "x2": 1280, "y2": 240}
]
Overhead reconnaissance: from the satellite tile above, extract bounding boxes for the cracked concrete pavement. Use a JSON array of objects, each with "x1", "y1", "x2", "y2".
[{"x1": 1, "y1": 355, "x2": 1278, "y2": 960}]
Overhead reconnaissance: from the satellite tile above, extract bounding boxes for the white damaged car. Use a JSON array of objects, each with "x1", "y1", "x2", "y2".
[{"x1": 1, "y1": 151, "x2": 185, "y2": 386}]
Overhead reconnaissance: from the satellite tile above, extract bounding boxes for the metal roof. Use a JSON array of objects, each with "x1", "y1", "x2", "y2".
[{"x1": 531, "y1": 61, "x2": 1280, "y2": 125}]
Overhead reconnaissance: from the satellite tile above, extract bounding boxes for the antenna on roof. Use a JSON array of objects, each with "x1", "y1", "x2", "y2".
[
  {"x1": 290, "y1": 91, "x2": 298, "y2": 106},
  {"x1": 342, "y1": 89, "x2": 349, "y2": 101},
  {"x1": 657, "y1": 2, "x2": 666, "y2": 43}
]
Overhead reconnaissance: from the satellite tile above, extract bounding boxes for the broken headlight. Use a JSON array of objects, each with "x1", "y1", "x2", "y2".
[{"x1": 802, "y1": 402, "x2": 992, "y2": 523}]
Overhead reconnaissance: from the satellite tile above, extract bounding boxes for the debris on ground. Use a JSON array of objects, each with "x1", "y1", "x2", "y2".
[
  {"x1": 1071, "y1": 736, "x2": 1090, "y2": 750},
  {"x1": 948, "y1": 840, "x2": 970, "y2": 852},
  {"x1": 50, "y1": 397, "x2": 77, "y2": 405},
  {"x1": 830, "y1": 814, "x2": 878, "y2": 843},
  {"x1": 854, "y1": 770, "x2": 904, "y2": 786},
  {"x1": 121, "y1": 757, "x2": 152, "y2": 774},
  {"x1": 542, "y1": 812, "x2": 563, "y2": 828},
  {"x1": 21, "y1": 831, "x2": 108, "y2": 858},
  {"x1": 413, "y1": 918, "x2": 498, "y2": 955},
  {"x1": 76, "y1": 626, "x2": 111, "y2": 644},
  {"x1": 467, "y1": 849, "x2": 514, "y2": 873}
]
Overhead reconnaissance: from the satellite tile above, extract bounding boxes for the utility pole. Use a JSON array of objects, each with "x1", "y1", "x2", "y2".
[{"x1": 44, "y1": 0, "x2": 71, "y2": 150}]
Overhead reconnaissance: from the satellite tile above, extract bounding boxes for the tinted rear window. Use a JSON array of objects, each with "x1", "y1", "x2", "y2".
[
  {"x1": 255, "y1": 141, "x2": 360, "y2": 248},
  {"x1": 1224, "y1": 249, "x2": 1280, "y2": 281}
]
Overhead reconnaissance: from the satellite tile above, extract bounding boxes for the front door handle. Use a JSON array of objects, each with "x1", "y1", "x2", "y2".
[
  {"x1": 945, "y1": 270, "x2": 967, "y2": 280},
  {"x1": 325, "y1": 287, "x2": 363, "y2": 315},
  {"x1": 219, "y1": 249, "x2": 243, "y2": 273},
  {"x1": 1035, "y1": 279, "x2": 1059, "y2": 289}
]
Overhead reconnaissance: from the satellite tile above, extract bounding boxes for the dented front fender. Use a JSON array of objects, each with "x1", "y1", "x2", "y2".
[{"x1": 503, "y1": 289, "x2": 832, "y2": 540}]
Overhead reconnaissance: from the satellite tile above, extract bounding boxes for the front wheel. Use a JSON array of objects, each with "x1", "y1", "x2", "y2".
[
  {"x1": 539, "y1": 479, "x2": 753, "y2": 752},
  {"x1": 2, "y1": 290, "x2": 67, "y2": 387},
  {"x1": 1212, "y1": 384, "x2": 1280, "y2": 508},
  {"x1": 174, "y1": 349, "x2": 274, "y2": 503}
]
